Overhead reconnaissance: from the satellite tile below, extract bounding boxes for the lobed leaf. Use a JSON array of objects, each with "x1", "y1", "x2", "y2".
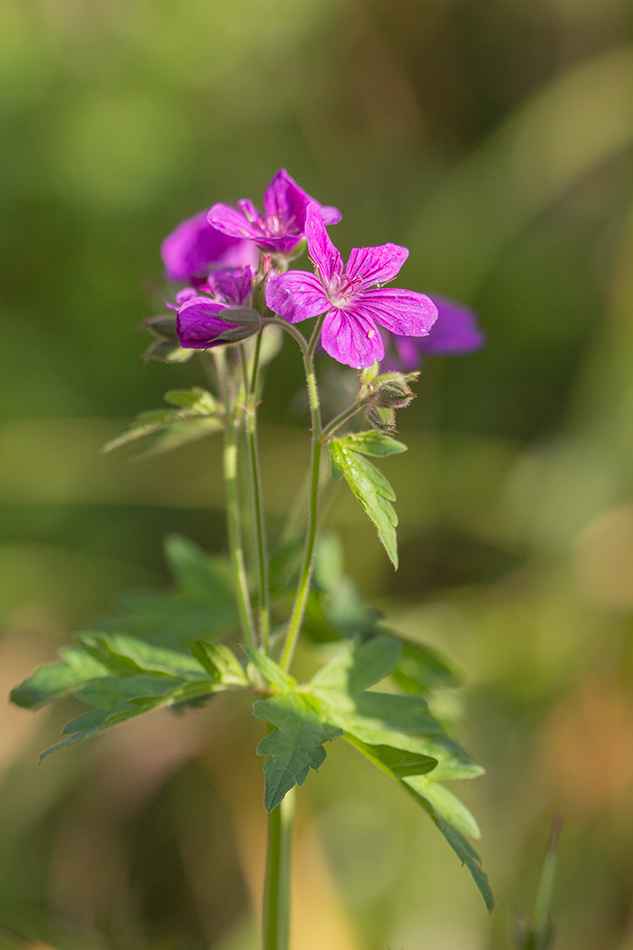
[
  {"x1": 9, "y1": 647, "x2": 108, "y2": 709},
  {"x1": 254, "y1": 692, "x2": 342, "y2": 812}
]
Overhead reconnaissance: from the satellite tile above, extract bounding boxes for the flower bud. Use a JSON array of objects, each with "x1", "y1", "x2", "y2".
[{"x1": 375, "y1": 373, "x2": 415, "y2": 409}]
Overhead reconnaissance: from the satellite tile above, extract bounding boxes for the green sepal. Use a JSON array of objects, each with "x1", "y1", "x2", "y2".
[{"x1": 254, "y1": 692, "x2": 343, "y2": 812}]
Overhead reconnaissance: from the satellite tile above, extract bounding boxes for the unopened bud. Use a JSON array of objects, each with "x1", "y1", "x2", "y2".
[
  {"x1": 376, "y1": 374, "x2": 415, "y2": 409},
  {"x1": 365, "y1": 404, "x2": 396, "y2": 434}
]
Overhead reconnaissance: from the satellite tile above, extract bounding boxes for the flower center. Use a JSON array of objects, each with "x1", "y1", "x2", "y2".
[{"x1": 327, "y1": 273, "x2": 362, "y2": 308}]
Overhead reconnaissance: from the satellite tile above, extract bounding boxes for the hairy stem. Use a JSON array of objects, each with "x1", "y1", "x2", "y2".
[
  {"x1": 219, "y1": 349, "x2": 256, "y2": 649},
  {"x1": 240, "y1": 337, "x2": 270, "y2": 653},
  {"x1": 263, "y1": 790, "x2": 295, "y2": 950},
  {"x1": 279, "y1": 316, "x2": 325, "y2": 672}
]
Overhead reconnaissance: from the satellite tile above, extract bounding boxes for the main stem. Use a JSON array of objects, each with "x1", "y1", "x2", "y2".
[
  {"x1": 263, "y1": 790, "x2": 295, "y2": 950},
  {"x1": 279, "y1": 317, "x2": 324, "y2": 672},
  {"x1": 218, "y1": 351, "x2": 256, "y2": 650},
  {"x1": 240, "y1": 337, "x2": 271, "y2": 653}
]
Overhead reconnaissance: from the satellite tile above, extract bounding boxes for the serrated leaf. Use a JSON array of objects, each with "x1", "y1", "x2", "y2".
[
  {"x1": 310, "y1": 637, "x2": 401, "y2": 692},
  {"x1": 403, "y1": 783, "x2": 494, "y2": 912},
  {"x1": 9, "y1": 648, "x2": 108, "y2": 709},
  {"x1": 328, "y1": 438, "x2": 401, "y2": 567},
  {"x1": 164, "y1": 535, "x2": 233, "y2": 602},
  {"x1": 338, "y1": 431, "x2": 408, "y2": 457},
  {"x1": 392, "y1": 640, "x2": 465, "y2": 693},
  {"x1": 254, "y1": 693, "x2": 342, "y2": 811},
  {"x1": 242, "y1": 645, "x2": 296, "y2": 691},
  {"x1": 76, "y1": 633, "x2": 204, "y2": 677},
  {"x1": 404, "y1": 773, "x2": 481, "y2": 839},
  {"x1": 164, "y1": 387, "x2": 218, "y2": 412},
  {"x1": 348, "y1": 739, "x2": 438, "y2": 778},
  {"x1": 190, "y1": 641, "x2": 247, "y2": 685},
  {"x1": 102, "y1": 388, "x2": 222, "y2": 457},
  {"x1": 97, "y1": 538, "x2": 238, "y2": 651}
]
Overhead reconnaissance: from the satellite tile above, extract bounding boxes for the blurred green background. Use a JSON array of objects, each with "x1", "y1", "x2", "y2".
[{"x1": 2, "y1": 0, "x2": 633, "y2": 947}]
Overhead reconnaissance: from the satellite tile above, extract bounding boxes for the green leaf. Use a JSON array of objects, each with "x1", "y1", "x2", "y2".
[
  {"x1": 310, "y1": 636, "x2": 401, "y2": 692},
  {"x1": 98, "y1": 537, "x2": 238, "y2": 651},
  {"x1": 254, "y1": 693, "x2": 342, "y2": 811},
  {"x1": 348, "y1": 739, "x2": 438, "y2": 778},
  {"x1": 190, "y1": 641, "x2": 247, "y2": 686},
  {"x1": 242, "y1": 645, "x2": 296, "y2": 691},
  {"x1": 338, "y1": 431, "x2": 408, "y2": 457},
  {"x1": 328, "y1": 437, "x2": 402, "y2": 567},
  {"x1": 404, "y1": 783, "x2": 494, "y2": 912},
  {"x1": 404, "y1": 773, "x2": 481, "y2": 839},
  {"x1": 392, "y1": 640, "x2": 465, "y2": 693},
  {"x1": 75, "y1": 632, "x2": 204, "y2": 677},
  {"x1": 9, "y1": 647, "x2": 108, "y2": 709},
  {"x1": 102, "y1": 387, "x2": 223, "y2": 457}
]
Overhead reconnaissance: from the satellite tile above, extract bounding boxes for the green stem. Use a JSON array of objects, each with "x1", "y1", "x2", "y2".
[
  {"x1": 263, "y1": 316, "x2": 308, "y2": 353},
  {"x1": 263, "y1": 790, "x2": 295, "y2": 950},
  {"x1": 321, "y1": 396, "x2": 369, "y2": 442},
  {"x1": 240, "y1": 337, "x2": 271, "y2": 654},
  {"x1": 219, "y1": 349, "x2": 256, "y2": 650},
  {"x1": 279, "y1": 317, "x2": 325, "y2": 672}
]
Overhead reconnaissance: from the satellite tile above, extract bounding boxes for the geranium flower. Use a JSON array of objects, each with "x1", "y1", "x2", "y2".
[
  {"x1": 208, "y1": 169, "x2": 341, "y2": 256},
  {"x1": 385, "y1": 296, "x2": 485, "y2": 370},
  {"x1": 265, "y1": 203, "x2": 438, "y2": 369},
  {"x1": 161, "y1": 209, "x2": 258, "y2": 284},
  {"x1": 171, "y1": 266, "x2": 260, "y2": 349}
]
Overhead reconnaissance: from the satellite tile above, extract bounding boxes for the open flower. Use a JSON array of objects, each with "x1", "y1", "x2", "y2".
[
  {"x1": 172, "y1": 266, "x2": 260, "y2": 349},
  {"x1": 208, "y1": 169, "x2": 341, "y2": 256},
  {"x1": 265, "y1": 204, "x2": 438, "y2": 369},
  {"x1": 161, "y1": 209, "x2": 258, "y2": 284},
  {"x1": 385, "y1": 296, "x2": 485, "y2": 370}
]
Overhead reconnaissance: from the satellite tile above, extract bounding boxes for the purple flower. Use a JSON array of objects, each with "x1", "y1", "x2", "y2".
[
  {"x1": 161, "y1": 209, "x2": 258, "y2": 284},
  {"x1": 173, "y1": 266, "x2": 260, "y2": 349},
  {"x1": 208, "y1": 169, "x2": 342, "y2": 256},
  {"x1": 265, "y1": 204, "x2": 438, "y2": 369},
  {"x1": 386, "y1": 296, "x2": 485, "y2": 370}
]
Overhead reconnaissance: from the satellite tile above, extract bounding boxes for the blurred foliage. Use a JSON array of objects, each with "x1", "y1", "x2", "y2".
[{"x1": 1, "y1": 0, "x2": 633, "y2": 947}]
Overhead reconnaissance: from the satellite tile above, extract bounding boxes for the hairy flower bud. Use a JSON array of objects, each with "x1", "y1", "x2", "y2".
[
  {"x1": 365, "y1": 404, "x2": 396, "y2": 434},
  {"x1": 375, "y1": 374, "x2": 415, "y2": 409}
]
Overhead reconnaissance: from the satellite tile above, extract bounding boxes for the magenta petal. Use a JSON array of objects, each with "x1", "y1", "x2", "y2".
[
  {"x1": 161, "y1": 210, "x2": 256, "y2": 282},
  {"x1": 354, "y1": 289, "x2": 438, "y2": 335},
  {"x1": 321, "y1": 309, "x2": 384, "y2": 368},
  {"x1": 413, "y1": 296, "x2": 485, "y2": 355},
  {"x1": 305, "y1": 203, "x2": 343, "y2": 284},
  {"x1": 208, "y1": 203, "x2": 260, "y2": 240},
  {"x1": 345, "y1": 243, "x2": 409, "y2": 288},
  {"x1": 262, "y1": 169, "x2": 304, "y2": 222},
  {"x1": 319, "y1": 204, "x2": 343, "y2": 226},
  {"x1": 266, "y1": 271, "x2": 328, "y2": 324}
]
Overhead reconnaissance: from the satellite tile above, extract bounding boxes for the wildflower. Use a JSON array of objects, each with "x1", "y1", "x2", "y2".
[
  {"x1": 386, "y1": 296, "x2": 485, "y2": 370},
  {"x1": 265, "y1": 203, "x2": 437, "y2": 369},
  {"x1": 161, "y1": 209, "x2": 258, "y2": 284},
  {"x1": 172, "y1": 266, "x2": 260, "y2": 349},
  {"x1": 208, "y1": 169, "x2": 341, "y2": 256}
]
